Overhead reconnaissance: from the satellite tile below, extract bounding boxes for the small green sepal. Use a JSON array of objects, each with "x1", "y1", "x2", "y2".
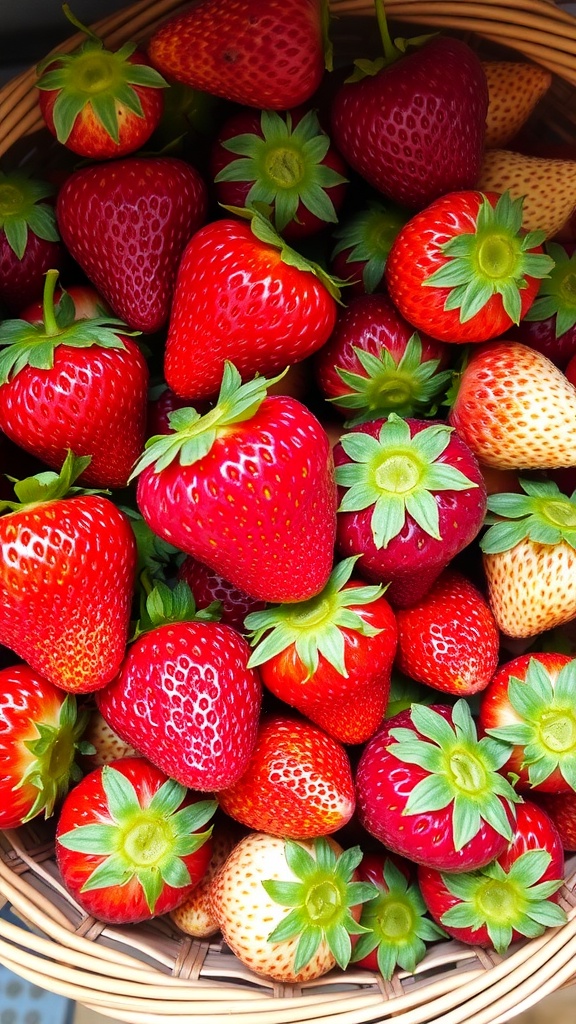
[
  {"x1": 0, "y1": 449, "x2": 102, "y2": 515},
  {"x1": 523, "y1": 241, "x2": 576, "y2": 337},
  {"x1": 18, "y1": 694, "x2": 92, "y2": 823},
  {"x1": 131, "y1": 579, "x2": 221, "y2": 640},
  {"x1": 0, "y1": 171, "x2": 59, "y2": 260},
  {"x1": 480, "y1": 478, "x2": 576, "y2": 555}
]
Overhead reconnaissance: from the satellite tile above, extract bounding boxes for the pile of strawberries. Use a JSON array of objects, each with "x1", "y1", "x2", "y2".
[{"x1": 2, "y1": 0, "x2": 576, "y2": 988}]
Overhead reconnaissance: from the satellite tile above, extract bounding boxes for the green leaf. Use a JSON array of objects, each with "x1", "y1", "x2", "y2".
[
  {"x1": 80, "y1": 853, "x2": 133, "y2": 893},
  {"x1": 262, "y1": 881, "x2": 304, "y2": 907},
  {"x1": 102, "y1": 765, "x2": 141, "y2": 825},
  {"x1": 293, "y1": 926, "x2": 323, "y2": 973},
  {"x1": 284, "y1": 840, "x2": 318, "y2": 880},
  {"x1": 403, "y1": 774, "x2": 453, "y2": 815},
  {"x1": 57, "y1": 823, "x2": 118, "y2": 854}
]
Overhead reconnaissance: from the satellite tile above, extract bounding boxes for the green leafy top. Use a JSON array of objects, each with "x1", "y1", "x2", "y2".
[
  {"x1": 334, "y1": 414, "x2": 477, "y2": 548},
  {"x1": 215, "y1": 109, "x2": 347, "y2": 234},
  {"x1": 0, "y1": 449, "x2": 100, "y2": 515},
  {"x1": 346, "y1": 0, "x2": 435, "y2": 81},
  {"x1": 440, "y1": 849, "x2": 566, "y2": 954},
  {"x1": 485, "y1": 656, "x2": 576, "y2": 790},
  {"x1": 387, "y1": 700, "x2": 521, "y2": 851},
  {"x1": 424, "y1": 192, "x2": 553, "y2": 325},
  {"x1": 263, "y1": 837, "x2": 378, "y2": 973},
  {"x1": 58, "y1": 764, "x2": 216, "y2": 914},
  {"x1": 480, "y1": 478, "x2": 576, "y2": 555},
  {"x1": 523, "y1": 241, "x2": 576, "y2": 338},
  {"x1": 0, "y1": 269, "x2": 132, "y2": 386},
  {"x1": 131, "y1": 579, "x2": 221, "y2": 640},
  {"x1": 331, "y1": 200, "x2": 410, "y2": 293},
  {"x1": 351, "y1": 859, "x2": 447, "y2": 979},
  {"x1": 245, "y1": 556, "x2": 384, "y2": 677},
  {"x1": 0, "y1": 171, "x2": 59, "y2": 259}
]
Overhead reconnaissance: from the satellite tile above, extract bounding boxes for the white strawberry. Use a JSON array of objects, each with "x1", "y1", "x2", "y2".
[
  {"x1": 80, "y1": 709, "x2": 138, "y2": 770},
  {"x1": 169, "y1": 822, "x2": 240, "y2": 938},
  {"x1": 209, "y1": 832, "x2": 377, "y2": 982}
]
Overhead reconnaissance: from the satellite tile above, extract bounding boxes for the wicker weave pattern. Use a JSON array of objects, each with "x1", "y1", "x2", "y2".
[{"x1": 1, "y1": 2, "x2": 576, "y2": 1021}]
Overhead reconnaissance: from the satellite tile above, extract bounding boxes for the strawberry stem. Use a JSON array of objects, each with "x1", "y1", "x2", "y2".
[
  {"x1": 62, "y1": 3, "x2": 101, "y2": 44},
  {"x1": 42, "y1": 269, "x2": 61, "y2": 336},
  {"x1": 374, "y1": 0, "x2": 398, "y2": 64}
]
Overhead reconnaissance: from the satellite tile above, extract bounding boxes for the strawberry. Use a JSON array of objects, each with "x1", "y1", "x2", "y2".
[
  {"x1": 0, "y1": 453, "x2": 137, "y2": 693},
  {"x1": 478, "y1": 149, "x2": 576, "y2": 239},
  {"x1": 479, "y1": 652, "x2": 576, "y2": 793},
  {"x1": 0, "y1": 170, "x2": 63, "y2": 314},
  {"x1": 351, "y1": 852, "x2": 446, "y2": 978},
  {"x1": 163, "y1": 210, "x2": 339, "y2": 401},
  {"x1": 482, "y1": 61, "x2": 552, "y2": 149},
  {"x1": 449, "y1": 342, "x2": 576, "y2": 469},
  {"x1": 169, "y1": 818, "x2": 242, "y2": 938},
  {"x1": 21, "y1": 282, "x2": 113, "y2": 324},
  {"x1": 96, "y1": 582, "x2": 262, "y2": 791},
  {"x1": 79, "y1": 709, "x2": 139, "y2": 771},
  {"x1": 132, "y1": 365, "x2": 337, "y2": 604},
  {"x1": 329, "y1": 200, "x2": 410, "y2": 296},
  {"x1": 508, "y1": 242, "x2": 576, "y2": 368},
  {"x1": 244, "y1": 557, "x2": 398, "y2": 744},
  {"x1": 146, "y1": 0, "x2": 326, "y2": 111},
  {"x1": 56, "y1": 757, "x2": 216, "y2": 924},
  {"x1": 333, "y1": 414, "x2": 486, "y2": 607},
  {"x1": 418, "y1": 801, "x2": 567, "y2": 954},
  {"x1": 533, "y1": 790, "x2": 576, "y2": 851},
  {"x1": 210, "y1": 107, "x2": 348, "y2": 240},
  {"x1": 385, "y1": 191, "x2": 553, "y2": 344},
  {"x1": 56, "y1": 156, "x2": 208, "y2": 333},
  {"x1": 479, "y1": 477, "x2": 576, "y2": 637},
  {"x1": 177, "y1": 556, "x2": 265, "y2": 633},
  {"x1": 0, "y1": 664, "x2": 92, "y2": 829},
  {"x1": 209, "y1": 833, "x2": 377, "y2": 982},
  {"x1": 329, "y1": 9, "x2": 488, "y2": 210},
  {"x1": 35, "y1": 12, "x2": 167, "y2": 160},
  {"x1": 0, "y1": 271, "x2": 149, "y2": 489},
  {"x1": 355, "y1": 701, "x2": 520, "y2": 873},
  {"x1": 314, "y1": 292, "x2": 453, "y2": 426},
  {"x1": 217, "y1": 714, "x2": 356, "y2": 837}
]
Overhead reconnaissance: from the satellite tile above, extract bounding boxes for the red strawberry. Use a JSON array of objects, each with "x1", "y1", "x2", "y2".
[
  {"x1": 0, "y1": 170, "x2": 63, "y2": 314},
  {"x1": 56, "y1": 156, "x2": 208, "y2": 333},
  {"x1": 534, "y1": 790, "x2": 576, "y2": 851},
  {"x1": 56, "y1": 757, "x2": 216, "y2": 924},
  {"x1": 21, "y1": 282, "x2": 113, "y2": 323},
  {"x1": 355, "y1": 701, "x2": 520, "y2": 872},
  {"x1": 245, "y1": 557, "x2": 398, "y2": 744},
  {"x1": 217, "y1": 714, "x2": 356, "y2": 838},
  {"x1": 163, "y1": 210, "x2": 339, "y2": 401},
  {"x1": 0, "y1": 664, "x2": 91, "y2": 829},
  {"x1": 133, "y1": 365, "x2": 337, "y2": 604},
  {"x1": 314, "y1": 292, "x2": 452, "y2": 425},
  {"x1": 36, "y1": 16, "x2": 167, "y2": 160},
  {"x1": 395, "y1": 569, "x2": 500, "y2": 697},
  {"x1": 333, "y1": 415, "x2": 487, "y2": 607},
  {"x1": 329, "y1": 200, "x2": 410, "y2": 296},
  {"x1": 385, "y1": 191, "x2": 553, "y2": 344},
  {"x1": 330, "y1": 20, "x2": 488, "y2": 209},
  {"x1": 0, "y1": 453, "x2": 137, "y2": 693},
  {"x1": 96, "y1": 582, "x2": 262, "y2": 791},
  {"x1": 508, "y1": 241, "x2": 576, "y2": 367},
  {"x1": 0, "y1": 271, "x2": 149, "y2": 488},
  {"x1": 418, "y1": 801, "x2": 567, "y2": 954},
  {"x1": 210, "y1": 106, "x2": 348, "y2": 240},
  {"x1": 177, "y1": 556, "x2": 265, "y2": 633},
  {"x1": 147, "y1": 0, "x2": 326, "y2": 111},
  {"x1": 478, "y1": 652, "x2": 576, "y2": 794}
]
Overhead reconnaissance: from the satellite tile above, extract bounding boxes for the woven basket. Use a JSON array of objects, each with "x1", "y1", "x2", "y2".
[{"x1": 1, "y1": 1, "x2": 576, "y2": 1022}]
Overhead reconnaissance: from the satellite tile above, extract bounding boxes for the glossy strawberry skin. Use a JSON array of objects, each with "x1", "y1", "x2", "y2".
[
  {"x1": 0, "y1": 335, "x2": 149, "y2": 489},
  {"x1": 330, "y1": 36, "x2": 488, "y2": 209},
  {"x1": 355, "y1": 706, "x2": 513, "y2": 873},
  {"x1": 147, "y1": 0, "x2": 325, "y2": 110},
  {"x1": 56, "y1": 157, "x2": 208, "y2": 333},
  {"x1": 0, "y1": 228, "x2": 64, "y2": 315},
  {"x1": 395, "y1": 569, "x2": 500, "y2": 696},
  {"x1": 163, "y1": 218, "x2": 338, "y2": 400},
  {"x1": 0, "y1": 496, "x2": 137, "y2": 693},
  {"x1": 136, "y1": 395, "x2": 337, "y2": 604},
  {"x1": 96, "y1": 620, "x2": 262, "y2": 791},
  {"x1": 417, "y1": 801, "x2": 565, "y2": 947},
  {"x1": 217, "y1": 714, "x2": 356, "y2": 838},
  {"x1": 177, "y1": 556, "x2": 266, "y2": 633},
  {"x1": 534, "y1": 790, "x2": 576, "y2": 850},
  {"x1": 385, "y1": 192, "x2": 543, "y2": 344}
]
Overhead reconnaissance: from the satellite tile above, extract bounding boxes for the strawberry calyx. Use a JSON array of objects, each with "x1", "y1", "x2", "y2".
[
  {"x1": 0, "y1": 170, "x2": 59, "y2": 260},
  {"x1": 523, "y1": 242, "x2": 576, "y2": 338},
  {"x1": 480, "y1": 478, "x2": 576, "y2": 554},
  {"x1": 332, "y1": 335, "x2": 452, "y2": 426},
  {"x1": 215, "y1": 109, "x2": 347, "y2": 234},
  {"x1": 18, "y1": 694, "x2": 94, "y2": 823},
  {"x1": 263, "y1": 837, "x2": 377, "y2": 972},
  {"x1": 424, "y1": 192, "x2": 553, "y2": 325},
  {"x1": 245, "y1": 556, "x2": 384, "y2": 677},
  {"x1": 57, "y1": 765, "x2": 216, "y2": 914},
  {"x1": 439, "y1": 850, "x2": 567, "y2": 953},
  {"x1": 346, "y1": 0, "x2": 435, "y2": 81},
  {"x1": 131, "y1": 579, "x2": 221, "y2": 640},
  {"x1": 36, "y1": 6, "x2": 167, "y2": 145},
  {"x1": 0, "y1": 449, "x2": 101, "y2": 515},
  {"x1": 334, "y1": 414, "x2": 477, "y2": 548},
  {"x1": 331, "y1": 200, "x2": 409, "y2": 293},
  {"x1": 0, "y1": 269, "x2": 133, "y2": 386},
  {"x1": 130, "y1": 362, "x2": 286, "y2": 480},
  {"x1": 485, "y1": 657, "x2": 576, "y2": 790},
  {"x1": 387, "y1": 700, "x2": 520, "y2": 851},
  {"x1": 351, "y1": 859, "x2": 446, "y2": 978}
]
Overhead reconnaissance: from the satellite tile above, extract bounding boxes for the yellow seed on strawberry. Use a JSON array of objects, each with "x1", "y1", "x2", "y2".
[
  {"x1": 478, "y1": 150, "x2": 576, "y2": 238},
  {"x1": 482, "y1": 61, "x2": 552, "y2": 149},
  {"x1": 483, "y1": 539, "x2": 576, "y2": 638}
]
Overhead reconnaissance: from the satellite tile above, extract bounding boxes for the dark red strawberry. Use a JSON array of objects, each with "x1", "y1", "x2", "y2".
[
  {"x1": 329, "y1": 200, "x2": 410, "y2": 296},
  {"x1": 147, "y1": 0, "x2": 326, "y2": 111},
  {"x1": 0, "y1": 170, "x2": 63, "y2": 314},
  {"x1": 177, "y1": 556, "x2": 265, "y2": 633},
  {"x1": 534, "y1": 790, "x2": 576, "y2": 850},
  {"x1": 56, "y1": 156, "x2": 208, "y2": 333},
  {"x1": 56, "y1": 757, "x2": 216, "y2": 924},
  {"x1": 355, "y1": 701, "x2": 520, "y2": 872}
]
